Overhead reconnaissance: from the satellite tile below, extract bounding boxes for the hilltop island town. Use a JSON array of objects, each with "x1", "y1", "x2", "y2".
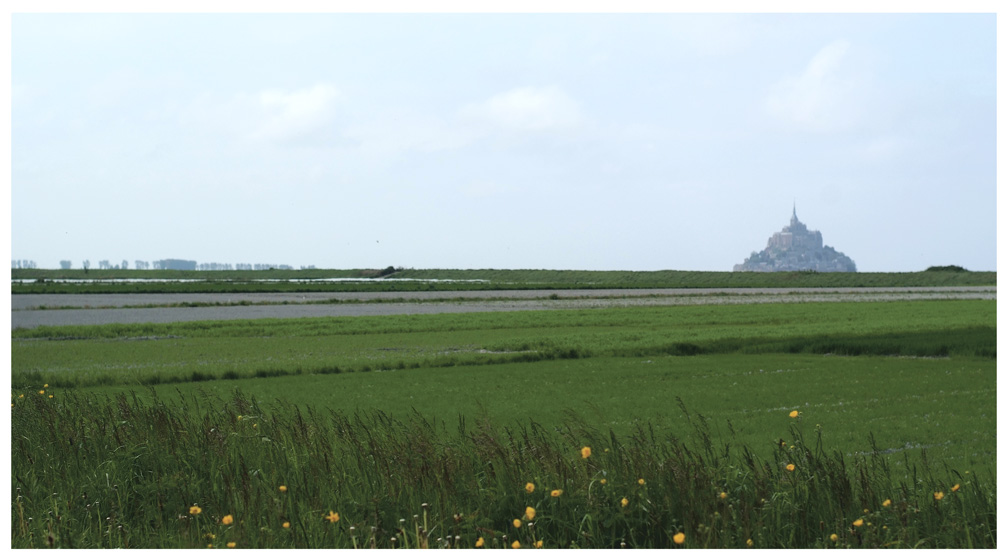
[{"x1": 734, "y1": 206, "x2": 857, "y2": 272}]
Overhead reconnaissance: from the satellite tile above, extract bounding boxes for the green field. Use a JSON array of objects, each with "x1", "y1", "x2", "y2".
[
  {"x1": 10, "y1": 298, "x2": 997, "y2": 548},
  {"x1": 11, "y1": 267, "x2": 997, "y2": 293}
]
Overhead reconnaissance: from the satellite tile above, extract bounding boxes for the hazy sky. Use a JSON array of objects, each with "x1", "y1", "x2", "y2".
[{"x1": 10, "y1": 10, "x2": 998, "y2": 272}]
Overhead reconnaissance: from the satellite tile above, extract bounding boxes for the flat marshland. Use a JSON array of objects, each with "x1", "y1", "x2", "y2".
[{"x1": 10, "y1": 286, "x2": 996, "y2": 548}]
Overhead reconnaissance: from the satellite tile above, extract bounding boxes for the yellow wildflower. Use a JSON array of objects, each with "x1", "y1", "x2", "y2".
[
  {"x1": 882, "y1": 499, "x2": 892, "y2": 507},
  {"x1": 621, "y1": 497, "x2": 629, "y2": 508},
  {"x1": 511, "y1": 540, "x2": 521, "y2": 549},
  {"x1": 719, "y1": 492, "x2": 728, "y2": 499},
  {"x1": 525, "y1": 506, "x2": 536, "y2": 521},
  {"x1": 222, "y1": 515, "x2": 234, "y2": 525},
  {"x1": 190, "y1": 505, "x2": 202, "y2": 515},
  {"x1": 581, "y1": 446, "x2": 591, "y2": 459},
  {"x1": 475, "y1": 537, "x2": 485, "y2": 548},
  {"x1": 600, "y1": 478, "x2": 607, "y2": 485},
  {"x1": 551, "y1": 489, "x2": 563, "y2": 497},
  {"x1": 789, "y1": 410, "x2": 799, "y2": 418},
  {"x1": 536, "y1": 540, "x2": 543, "y2": 548},
  {"x1": 951, "y1": 484, "x2": 960, "y2": 492},
  {"x1": 227, "y1": 542, "x2": 236, "y2": 548},
  {"x1": 746, "y1": 538, "x2": 753, "y2": 547},
  {"x1": 43, "y1": 384, "x2": 48, "y2": 388},
  {"x1": 934, "y1": 492, "x2": 944, "y2": 501},
  {"x1": 786, "y1": 463, "x2": 795, "y2": 472},
  {"x1": 282, "y1": 521, "x2": 290, "y2": 529},
  {"x1": 39, "y1": 390, "x2": 44, "y2": 395},
  {"x1": 673, "y1": 532, "x2": 685, "y2": 545},
  {"x1": 852, "y1": 519, "x2": 863, "y2": 528},
  {"x1": 279, "y1": 485, "x2": 287, "y2": 493},
  {"x1": 638, "y1": 478, "x2": 645, "y2": 485},
  {"x1": 830, "y1": 534, "x2": 838, "y2": 542},
  {"x1": 525, "y1": 482, "x2": 535, "y2": 493},
  {"x1": 513, "y1": 519, "x2": 522, "y2": 528},
  {"x1": 326, "y1": 510, "x2": 340, "y2": 523},
  {"x1": 49, "y1": 395, "x2": 53, "y2": 399}
]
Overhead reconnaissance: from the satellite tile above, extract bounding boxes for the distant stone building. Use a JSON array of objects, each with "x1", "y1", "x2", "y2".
[{"x1": 734, "y1": 206, "x2": 856, "y2": 272}]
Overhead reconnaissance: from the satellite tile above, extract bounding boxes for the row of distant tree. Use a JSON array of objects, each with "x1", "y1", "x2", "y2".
[{"x1": 13, "y1": 260, "x2": 315, "y2": 271}]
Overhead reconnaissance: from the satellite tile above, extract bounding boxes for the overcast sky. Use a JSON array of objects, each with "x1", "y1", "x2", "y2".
[{"x1": 9, "y1": 9, "x2": 998, "y2": 272}]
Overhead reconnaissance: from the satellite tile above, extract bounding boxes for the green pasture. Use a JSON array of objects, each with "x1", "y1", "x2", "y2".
[
  {"x1": 11, "y1": 267, "x2": 996, "y2": 293},
  {"x1": 12, "y1": 299, "x2": 996, "y2": 472},
  {"x1": 10, "y1": 298, "x2": 997, "y2": 548},
  {"x1": 12, "y1": 300, "x2": 995, "y2": 389},
  {"x1": 11, "y1": 354, "x2": 996, "y2": 548},
  {"x1": 58, "y1": 353, "x2": 996, "y2": 474}
]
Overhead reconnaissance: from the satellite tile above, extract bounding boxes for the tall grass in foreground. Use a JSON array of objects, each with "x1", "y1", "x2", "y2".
[{"x1": 11, "y1": 389, "x2": 995, "y2": 549}]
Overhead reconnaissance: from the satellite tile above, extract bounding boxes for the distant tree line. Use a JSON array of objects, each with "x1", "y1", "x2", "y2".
[{"x1": 11, "y1": 260, "x2": 37, "y2": 269}]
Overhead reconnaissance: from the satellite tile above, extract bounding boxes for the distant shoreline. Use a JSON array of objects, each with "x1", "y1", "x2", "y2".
[{"x1": 10, "y1": 268, "x2": 997, "y2": 295}]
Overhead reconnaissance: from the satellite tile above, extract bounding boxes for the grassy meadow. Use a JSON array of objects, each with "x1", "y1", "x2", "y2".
[
  {"x1": 10, "y1": 298, "x2": 997, "y2": 548},
  {"x1": 11, "y1": 267, "x2": 997, "y2": 293}
]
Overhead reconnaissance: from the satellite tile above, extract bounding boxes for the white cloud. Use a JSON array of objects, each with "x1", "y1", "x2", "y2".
[
  {"x1": 340, "y1": 86, "x2": 586, "y2": 161},
  {"x1": 459, "y1": 85, "x2": 583, "y2": 132},
  {"x1": 342, "y1": 111, "x2": 475, "y2": 159},
  {"x1": 251, "y1": 84, "x2": 341, "y2": 142},
  {"x1": 764, "y1": 40, "x2": 862, "y2": 132}
]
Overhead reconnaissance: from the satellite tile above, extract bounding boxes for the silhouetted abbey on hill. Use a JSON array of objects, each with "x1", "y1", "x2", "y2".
[{"x1": 734, "y1": 206, "x2": 857, "y2": 272}]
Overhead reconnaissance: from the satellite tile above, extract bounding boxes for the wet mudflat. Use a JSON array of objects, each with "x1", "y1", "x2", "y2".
[{"x1": 10, "y1": 286, "x2": 995, "y2": 329}]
